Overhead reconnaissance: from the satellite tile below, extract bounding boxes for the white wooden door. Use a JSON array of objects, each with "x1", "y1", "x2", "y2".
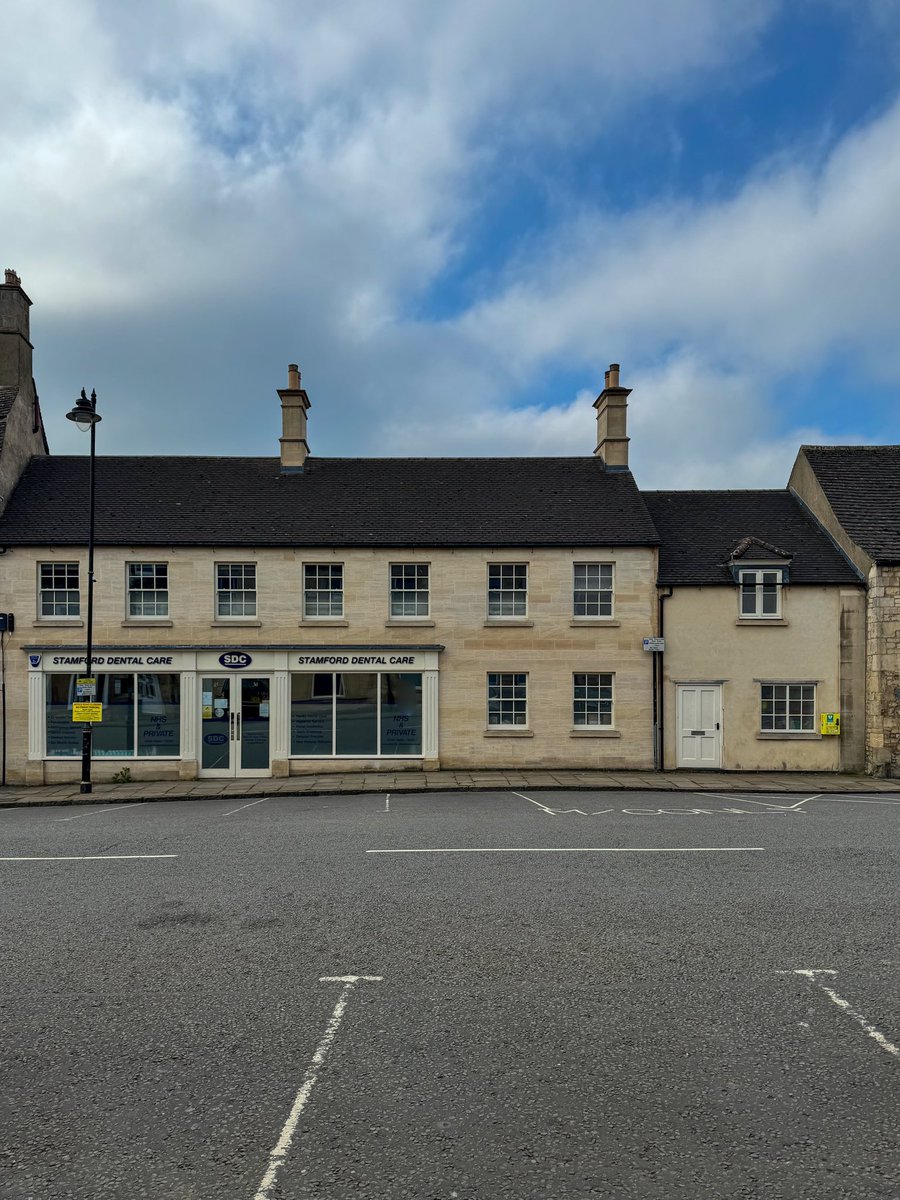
[{"x1": 676, "y1": 685, "x2": 722, "y2": 768}]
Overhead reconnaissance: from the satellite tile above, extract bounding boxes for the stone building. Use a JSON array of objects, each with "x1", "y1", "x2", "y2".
[
  {"x1": 0, "y1": 273, "x2": 875, "y2": 782},
  {"x1": 645, "y1": 490, "x2": 864, "y2": 771},
  {"x1": 0, "y1": 270, "x2": 48, "y2": 512},
  {"x1": 790, "y1": 446, "x2": 900, "y2": 776}
]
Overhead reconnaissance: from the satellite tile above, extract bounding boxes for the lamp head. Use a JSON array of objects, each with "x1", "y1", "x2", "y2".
[{"x1": 66, "y1": 388, "x2": 101, "y2": 432}]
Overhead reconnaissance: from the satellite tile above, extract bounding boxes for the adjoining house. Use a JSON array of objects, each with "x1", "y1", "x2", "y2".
[
  {"x1": 0, "y1": 272, "x2": 880, "y2": 782},
  {"x1": 790, "y1": 446, "x2": 900, "y2": 777},
  {"x1": 644, "y1": 490, "x2": 865, "y2": 772}
]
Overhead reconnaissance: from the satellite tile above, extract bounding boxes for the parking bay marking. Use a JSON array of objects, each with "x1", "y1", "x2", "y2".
[
  {"x1": 367, "y1": 847, "x2": 765, "y2": 854},
  {"x1": 56, "y1": 803, "x2": 145, "y2": 822},
  {"x1": 0, "y1": 854, "x2": 178, "y2": 862},
  {"x1": 253, "y1": 975, "x2": 382, "y2": 1200},
  {"x1": 222, "y1": 797, "x2": 270, "y2": 817},
  {"x1": 783, "y1": 969, "x2": 899, "y2": 1060}
]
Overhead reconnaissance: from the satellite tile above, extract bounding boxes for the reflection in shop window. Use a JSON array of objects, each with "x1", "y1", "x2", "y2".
[
  {"x1": 291, "y1": 673, "x2": 334, "y2": 754},
  {"x1": 290, "y1": 671, "x2": 423, "y2": 756},
  {"x1": 335, "y1": 673, "x2": 378, "y2": 755},
  {"x1": 380, "y1": 673, "x2": 423, "y2": 755},
  {"x1": 46, "y1": 673, "x2": 180, "y2": 758}
]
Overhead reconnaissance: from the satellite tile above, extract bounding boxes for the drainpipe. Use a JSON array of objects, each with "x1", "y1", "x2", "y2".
[{"x1": 656, "y1": 587, "x2": 673, "y2": 770}]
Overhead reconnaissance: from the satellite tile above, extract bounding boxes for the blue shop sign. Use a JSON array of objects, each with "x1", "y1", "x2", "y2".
[{"x1": 219, "y1": 651, "x2": 253, "y2": 669}]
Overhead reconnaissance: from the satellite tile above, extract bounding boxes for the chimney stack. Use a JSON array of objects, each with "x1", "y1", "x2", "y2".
[
  {"x1": 593, "y1": 361, "x2": 631, "y2": 469},
  {"x1": 277, "y1": 363, "x2": 311, "y2": 471},
  {"x1": 0, "y1": 268, "x2": 33, "y2": 391}
]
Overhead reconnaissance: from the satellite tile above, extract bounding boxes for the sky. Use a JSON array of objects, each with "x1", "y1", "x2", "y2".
[{"x1": 3, "y1": 0, "x2": 900, "y2": 487}]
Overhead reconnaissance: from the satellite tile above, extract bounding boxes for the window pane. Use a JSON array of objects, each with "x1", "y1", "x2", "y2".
[
  {"x1": 136, "y1": 674, "x2": 180, "y2": 756},
  {"x1": 390, "y1": 563, "x2": 429, "y2": 617},
  {"x1": 380, "y1": 673, "x2": 423, "y2": 755},
  {"x1": 487, "y1": 672, "x2": 527, "y2": 725},
  {"x1": 46, "y1": 675, "x2": 81, "y2": 756},
  {"x1": 291, "y1": 674, "x2": 334, "y2": 754},
  {"x1": 573, "y1": 672, "x2": 613, "y2": 726},
  {"x1": 335, "y1": 673, "x2": 378, "y2": 755},
  {"x1": 91, "y1": 675, "x2": 135, "y2": 757}
]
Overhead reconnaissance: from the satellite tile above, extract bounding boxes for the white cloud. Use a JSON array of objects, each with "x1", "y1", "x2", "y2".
[{"x1": 3, "y1": 0, "x2": 896, "y2": 487}]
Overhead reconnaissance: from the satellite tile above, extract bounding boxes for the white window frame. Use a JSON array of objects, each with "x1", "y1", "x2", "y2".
[
  {"x1": 760, "y1": 682, "x2": 816, "y2": 733},
  {"x1": 127, "y1": 562, "x2": 169, "y2": 619},
  {"x1": 573, "y1": 563, "x2": 614, "y2": 619},
  {"x1": 303, "y1": 563, "x2": 344, "y2": 618},
  {"x1": 215, "y1": 562, "x2": 257, "y2": 618},
  {"x1": 389, "y1": 562, "x2": 430, "y2": 618},
  {"x1": 487, "y1": 563, "x2": 528, "y2": 618},
  {"x1": 739, "y1": 568, "x2": 783, "y2": 618},
  {"x1": 38, "y1": 562, "x2": 80, "y2": 619},
  {"x1": 487, "y1": 672, "x2": 528, "y2": 727},
  {"x1": 573, "y1": 672, "x2": 614, "y2": 727}
]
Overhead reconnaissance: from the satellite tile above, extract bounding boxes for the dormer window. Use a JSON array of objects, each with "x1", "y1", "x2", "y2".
[{"x1": 739, "y1": 568, "x2": 783, "y2": 618}]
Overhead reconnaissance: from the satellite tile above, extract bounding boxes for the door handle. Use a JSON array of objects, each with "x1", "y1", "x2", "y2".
[
  {"x1": 236, "y1": 712, "x2": 241, "y2": 741},
  {"x1": 230, "y1": 711, "x2": 235, "y2": 741}
]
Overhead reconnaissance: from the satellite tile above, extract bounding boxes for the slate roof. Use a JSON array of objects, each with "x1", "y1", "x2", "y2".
[
  {"x1": 643, "y1": 490, "x2": 862, "y2": 586},
  {"x1": 801, "y1": 445, "x2": 900, "y2": 563},
  {"x1": 0, "y1": 455, "x2": 660, "y2": 548}
]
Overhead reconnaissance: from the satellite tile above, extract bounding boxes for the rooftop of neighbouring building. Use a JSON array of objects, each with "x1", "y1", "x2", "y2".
[
  {"x1": 800, "y1": 445, "x2": 900, "y2": 564},
  {"x1": 643, "y1": 489, "x2": 862, "y2": 585}
]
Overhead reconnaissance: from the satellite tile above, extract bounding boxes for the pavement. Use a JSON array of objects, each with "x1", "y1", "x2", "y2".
[
  {"x1": 2, "y1": 766, "x2": 900, "y2": 807},
  {"x1": 1, "y1": 788, "x2": 898, "y2": 1199}
]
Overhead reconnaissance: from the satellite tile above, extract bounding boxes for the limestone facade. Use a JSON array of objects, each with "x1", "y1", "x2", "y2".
[{"x1": 7, "y1": 543, "x2": 658, "y2": 784}]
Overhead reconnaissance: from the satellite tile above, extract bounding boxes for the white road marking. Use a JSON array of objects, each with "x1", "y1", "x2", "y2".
[
  {"x1": 788, "y1": 969, "x2": 900, "y2": 1060},
  {"x1": 222, "y1": 797, "x2": 269, "y2": 817},
  {"x1": 625, "y1": 806, "x2": 799, "y2": 816},
  {"x1": 0, "y1": 854, "x2": 178, "y2": 861},
  {"x1": 384, "y1": 794, "x2": 390, "y2": 813},
  {"x1": 366, "y1": 846, "x2": 765, "y2": 854},
  {"x1": 693, "y1": 793, "x2": 817, "y2": 811},
  {"x1": 550, "y1": 807, "x2": 588, "y2": 815},
  {"x1": 511, "y1": 791, "x2": 556, "y2": 815},
  {"x1": 591, "y1": 809, "x2": 614, "y2": 815},
  {"x1": 56, "y1": 803, "x2": 144, "y2": 822},
  {"x1": 817, "y1": 797, "x2": 900, "y2": 805},
  {"x1": 252, "y1": 975, "x2": 382, "y2": 1200}
]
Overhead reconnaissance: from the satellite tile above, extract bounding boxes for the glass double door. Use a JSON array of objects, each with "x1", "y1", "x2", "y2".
[{"x1": 200, "y1": 676, "x2": 271, "y2": 776}]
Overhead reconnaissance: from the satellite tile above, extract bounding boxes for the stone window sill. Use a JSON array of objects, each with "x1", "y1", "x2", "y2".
[
  {"x1": 570, "y1": 619, "x2": 620, "y2": 627},
  {"x1": 756, "y1": 732, "x2": 821, "y2": 741},
  {"x1": 569, "y1": 728, "x2": 621, "y2": 738},
  {"x1": 210, "y1": 619, "x2": 262, "y2": 628},
  {"x1": 483, "y1": 619, "x2": 534, "y2": 628},
  {"x1": 299, "y1": 619, "x2": 349, "y2": 627},
  {"x1": 121, "y1": 619, "x2": 173, "y2": 628},
  {"x1": 33, "y1": 619, "x2": 84, "y2": 627},
  {"x1": 736, "y1": 618, "x2": 789, "y2": 627},
  {"x1": 484, "y1": 727, "x2": 534, "y2": 737},
  {"x1": 385, "y1": 618, "x2": 435, "y2": 627}
]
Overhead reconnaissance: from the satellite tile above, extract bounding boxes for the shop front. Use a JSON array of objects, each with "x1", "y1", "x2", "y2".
[{"x1": 25, "y1": 645, "x2": 441, "y2": 781}]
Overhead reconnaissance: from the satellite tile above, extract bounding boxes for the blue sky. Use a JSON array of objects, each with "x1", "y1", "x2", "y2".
[{"x1": 3, "y1": 0, "x2": 900, "y2": 486}]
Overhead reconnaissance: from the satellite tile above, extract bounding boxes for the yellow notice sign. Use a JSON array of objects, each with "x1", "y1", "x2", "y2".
[
  {"x1": 72, "y1": 702, "x2": 103, "y2": 723},
  {"x1": 820, "y1": 712, "x2": 840, "y2": 736}
]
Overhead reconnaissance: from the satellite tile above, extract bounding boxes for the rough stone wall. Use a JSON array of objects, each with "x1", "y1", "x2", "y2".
[{"x1": 866, "y1": 564, "x2": 900, "y2": 776}]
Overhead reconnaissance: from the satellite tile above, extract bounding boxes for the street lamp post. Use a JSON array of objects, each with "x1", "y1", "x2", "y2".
[{"x1": 66, "y1": 389, "x2": 102, "y2": 794}]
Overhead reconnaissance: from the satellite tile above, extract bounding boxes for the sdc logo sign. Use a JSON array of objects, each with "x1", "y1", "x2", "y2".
[{"x1": 218, "y1": 652, "x2": 253, "y2": 669}]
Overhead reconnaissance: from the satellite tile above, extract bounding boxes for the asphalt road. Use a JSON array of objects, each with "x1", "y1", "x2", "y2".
[{"x1": 1, "y1": 789, "x2": 898, "y2": 1199}]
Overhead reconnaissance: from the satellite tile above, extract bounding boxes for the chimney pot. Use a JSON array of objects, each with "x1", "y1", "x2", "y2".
[
  {"x1": 4, "y1": 268, "x2": 21, "y2": 287},
  {"x1": 592, "y1": 361, "x2": 631, "y2": 469},
  {"x1": 277, "y1": 363, "x2": 311, "y2": 470}
]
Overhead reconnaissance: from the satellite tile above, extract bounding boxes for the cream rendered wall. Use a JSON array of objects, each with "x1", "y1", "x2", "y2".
[
  {"x1": 3, "y1": 542, "x2": 658, "y2": 783},
  {"x1": 661, "y1": 584, "x2": 856, "y2": 771}
]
